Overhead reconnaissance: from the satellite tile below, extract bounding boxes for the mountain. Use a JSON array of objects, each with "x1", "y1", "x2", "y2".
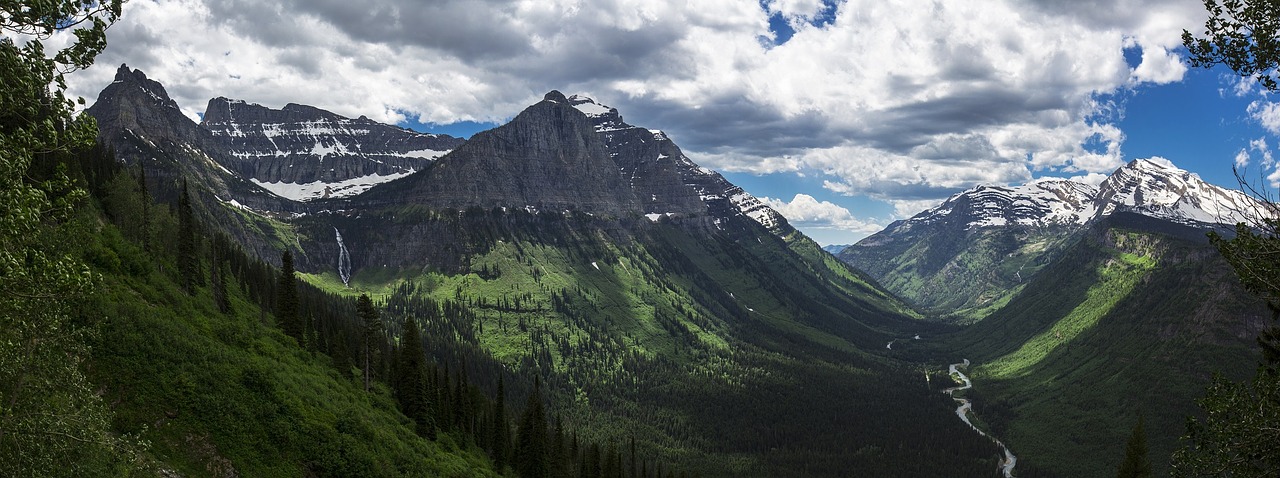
[
  {"x1": 353, "y1": 91, "x2": 787, "y2": 229},
  {"x1": 1095, "y1": 157, "x2": 1261, "y2": 226},
  {"x1": 85, "y1": 71, "x2": 1002, "y2": 477},
  {"x1": 822, "y1": 244, "x2": 850, "y2": 255},
  {"x1": 928, "y1": 213, "x2": 1268, "y2": 477},
  {"x1": 840, "y1": 158, "x2": 1267, "y2": 320},
  {"x1": 201, "y1": 97, "x2": 464, "y2": 201}
]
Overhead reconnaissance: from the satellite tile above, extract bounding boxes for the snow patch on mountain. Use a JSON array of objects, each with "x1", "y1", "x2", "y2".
[
  {"x1": 1095, "y1": 158, "x2": 1264, "y2": 226},
  {"x1": 906, "y1": 158, "x2": 1269, "y2": 231},
  {"x1": 252, "y1": 170, "x2": 417, "y2": 201}
]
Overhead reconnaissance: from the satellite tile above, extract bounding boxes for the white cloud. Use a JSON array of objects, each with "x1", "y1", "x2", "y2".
[
  {"x1": 766, "y1": 0, "x2": 827, "y2": 22},
  {"x1": 58, "y1": 0, "x2": 1206, "y2": 207},
  {"x1": 760, "y1": 194, "x2": 883, "y2": 235},
  {"x1": 888, "y1": 198, "x2": 945, "y2": 219},
  {"x1": 1235, "y1": 148, "x2": 1251, "y2": 168},
  {"x1": 1065, "y1": 172, "x2": 1110, "y2": 187},
  {"x1": 1248, "y1": 100, "x2": 1280, "y2": 135},
  {"x1": 1128, "y1": 44, "x2": 1187, "y2": 85}
]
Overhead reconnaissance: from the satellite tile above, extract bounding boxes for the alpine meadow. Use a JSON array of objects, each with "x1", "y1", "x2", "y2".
[{"x1": 3, "y1": 1, "x2": 1280, "y2": 477}]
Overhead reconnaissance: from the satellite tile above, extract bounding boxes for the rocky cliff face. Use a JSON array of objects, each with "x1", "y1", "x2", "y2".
[
  {"x1": 1095, "y1": 158, "x2": 1262, "y2": 225},
  {"x1": 359, "y1": 91, "x2": 641, "y2": 215},
  {"x1": 201, "y1": 98, "x2": 463, "y2": 201},
  {"x1": 87, "y1": 65, "x2": 288, "y2": 210},
  {"x1": 568, "y1": 95, "x2": 789, "y2": 230}
]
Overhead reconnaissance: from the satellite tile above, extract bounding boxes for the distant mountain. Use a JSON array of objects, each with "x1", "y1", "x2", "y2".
[
  {"x1": 821, "y1": 244, "x2": 850, "y2": 255},
  {"x1": 201, "y1": 97, "x2": 463, "y2": 201},
  {"x1": 86, "y1": 71, "x2": 1001, "y2": 476},
  {"x1": 840, "y1": 158, "x2": 1269, "y2": 320},
  {"x1": 940, "y1": 213, "x2": 1266, "y2": 477}
]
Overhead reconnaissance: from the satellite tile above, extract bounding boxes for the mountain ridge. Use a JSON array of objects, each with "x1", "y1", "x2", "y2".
[{"x1": 840, "y1": 157, "x2": 1270, "y2": 320}]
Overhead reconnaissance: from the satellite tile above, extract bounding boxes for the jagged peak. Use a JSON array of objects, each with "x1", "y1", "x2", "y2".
[
  {"x1": 566, "y1": 94, "x2": 616, "y2": 117},
  {"x1": 543, "y1": 90, "x2": 568, "y2": 103}
]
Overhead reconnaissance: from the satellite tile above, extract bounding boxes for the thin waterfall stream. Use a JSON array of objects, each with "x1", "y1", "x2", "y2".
[{"x1": 335, "y1": 227, "x2": 351, "y2": 287}]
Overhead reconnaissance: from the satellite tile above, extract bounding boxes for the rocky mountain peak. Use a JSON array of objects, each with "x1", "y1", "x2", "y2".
[
  {"x1": 543, "y1": 90, "x2": 568, "y2": 103},
  {"x1": 1096, "y1": 158, "x2": 1262, "y2": 226},
  {"x1": 896, "y1": 157, "x2": 1265, "y2": 234},
  {"x1": 88, "y1": 64, "x2": 191, "y2": 141},
  {"x1": 199, "y1": 97, "x2": 464, "y2": 201}
]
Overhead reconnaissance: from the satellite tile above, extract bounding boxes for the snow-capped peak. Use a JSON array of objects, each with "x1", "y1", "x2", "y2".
[
  {"x1": 567, "y1": 94, "x2": 615, "y2": 118},
  {"x1": 914, "y1": 180, "x2": 1098, "y2": 229},
  {"x1": 1096, "y1": 158, "x2": 1265, "y2": 226},
  {"x1": 905, "y1": 158, "x2": 1269, "y2": 232}
]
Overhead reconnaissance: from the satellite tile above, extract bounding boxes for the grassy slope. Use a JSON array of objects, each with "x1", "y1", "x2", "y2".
[
  {"x1": 843, "y1": 224, "x2": 1079, "y2": 323},
  {"x1": 292, "y1": 213, "x2": 1001, "y2": 477},
  {"x1": 941, "y1": 226, "x2": 1266, "y2": 477},
  {"x1": 79, "y1": 221, "x2": 497, "y2": 477}
]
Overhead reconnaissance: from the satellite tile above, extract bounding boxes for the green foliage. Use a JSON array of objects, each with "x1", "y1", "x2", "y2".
[
  {"x1": 277, "y1": 250, "x2": 301, "y2": 339},
  {"x1": 0, "y1": 0, "x2": 142, "y2": 475},
  {"x1": 1117, "y1": 415, "x2": 1152, "y2": 478},
  {"x1": 1183, "y1": 0, "x2": 1280, "y2": 91},
  {"x1": 517, "y1": 380, "x2": 550, "y2": 478},
  {"x1": 177, "y1": 180, "x2": 199, "y2": 293},
  {"x1": 1210, "y1": 222, "x2": 1280, "y2": 364},
  {"x1": 395, "y1": 320, "x2": 434, "y2": 438},
  {"x1": 358, "y1": 293, "x2": 382, "y2": 392},
  {"x1": 947, "y1": 226, "x2": 1266, "y2": 477},
  {"x1": 1172, "y1": 369, "x2": 1280, "y2": 477},
  {"x1": 82, "y1": 198, "x2": 498, "y2": 476}
]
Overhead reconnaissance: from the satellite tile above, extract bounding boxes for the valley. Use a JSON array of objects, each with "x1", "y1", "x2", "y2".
[{"x1": 8, "y1": 61, "x2": 1272, "y2": 478}]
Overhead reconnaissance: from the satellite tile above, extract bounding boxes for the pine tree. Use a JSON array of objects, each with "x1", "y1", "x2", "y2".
[
  {"x1": 177, "y1": 179, "x2": 199, "y2": 293},
  {"x1": 491, "y1": 375, "x2": 510, "y2": 471},
  {"x1": 396, "y1": 319, "x2": 435, "y2": 438},
  {"x1": 517, "y1": 378, "x2": 550, "y2": 478},
  {"x1": 331, "y1": 336, "x2": 353, "y2": 378},
  {"x1": 1117, "y1": 415, "x2": 1152, "y2": 478},
  {"x1": 357, "y1": 293, "x2": 381, "y2": 392},
  {"x1": 136, "y1": 162, "x2": 151, "y2": 252},
  {"x1": 211, "y1": 247, "x2": 230, "y2": 314},
  {"x1": 276, "y1": 250, "x2": 300, "y2": 338}
]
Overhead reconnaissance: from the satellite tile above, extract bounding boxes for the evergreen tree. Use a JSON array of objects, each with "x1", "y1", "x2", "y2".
[
  {"x1": 396, "y1": 319, "x2": 435, "y2": 438},
  {"x1": 551, "y1": 416, "x2": 570, "y2": 478},
  {"x1": 517, "y1": 378, "x2": 550, "y2": 478},
  {"x1": 491, "y1": 375, "x2": 510, "y2": 471},
  {"x1": 276, "y1": 250, "x2": 300, "y2": 338},
  {"x1": 137, "y1": 162, "x2": 151, "y2": 252},
  {"x1": 177, "y1": 179, "x2": 199, "y2": 293},
  {"x1": 1117, "y1": 415, "x2": 1152, "y2": 478},
  {"x1": 357, "y1": 293, "x2": 381, "y2": 392},
  {"x1": 331, "y1": 336, "x2": 353, "y2": 378},
  {"x1": 211, "y1": 247, "x2": 230, "y2": 314}
]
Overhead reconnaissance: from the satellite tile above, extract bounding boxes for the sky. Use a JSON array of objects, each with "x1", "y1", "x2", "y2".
[{"x1": 46, "y1": 0, "x2": 1280, "y2": 245}]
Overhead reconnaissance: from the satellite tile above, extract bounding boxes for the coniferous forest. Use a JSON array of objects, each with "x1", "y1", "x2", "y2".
[{"x1": 5, "y1": 1, "x2": 1280, "y2": 477}]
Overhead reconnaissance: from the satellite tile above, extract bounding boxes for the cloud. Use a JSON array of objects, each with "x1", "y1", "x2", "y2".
[
  {"x1": 1248, "y1": 100, "x2": 1280, "y2": 135},
  {"x1": 60, "y1": 0, "x2": 1205, "y2": 207},
  {"x1": 1235, "y1": 148, "x2": 1251, "y2": 168},
  {"x1": 760, "y1": 194, "x2": 883, "y2": 235}
]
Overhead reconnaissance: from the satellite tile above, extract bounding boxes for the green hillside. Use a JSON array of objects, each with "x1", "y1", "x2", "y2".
[
  {"x1": 279, "y1": 204, "x2": 997, "y2": 476},
  {"x1": 934, "y1": 219, "x2": 1267, "y2": 477}
]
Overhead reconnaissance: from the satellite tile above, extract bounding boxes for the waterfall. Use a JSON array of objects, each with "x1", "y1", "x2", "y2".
[{"x1": 335, "y1": 227, "x2": 351, "y2": 287}]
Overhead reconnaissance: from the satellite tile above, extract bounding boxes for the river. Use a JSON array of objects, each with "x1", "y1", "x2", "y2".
[{"x1": 944, "y1": 359, "x2": 1017, "y2": 477}]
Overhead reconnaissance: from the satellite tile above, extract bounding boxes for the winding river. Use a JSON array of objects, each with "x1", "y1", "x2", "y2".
[{"x1": 943, "y1": 359, "x2": 1017, "y2": 477}]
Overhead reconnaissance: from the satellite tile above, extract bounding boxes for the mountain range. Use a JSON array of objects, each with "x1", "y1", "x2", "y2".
[
  {"x1": 841, "y1": 158, "x2": 1265, "y2": 320},
  {"x1": 78, "y1": 63, "x2": 1270, "y2": 478}
]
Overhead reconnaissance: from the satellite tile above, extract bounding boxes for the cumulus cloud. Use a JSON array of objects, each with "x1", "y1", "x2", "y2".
[
  {"x1": 760, "y1": 194, "x2": 884, "y2": 235},
  {"x1": 1235, "y1": 148, "x2": 1251, "y2": 168},
  {"x1": 58, "y1": 0, "x2": 1206, "y2": 223},
  {"x1": 1248, "y1": 100, "x2": 1280, "y2": 135}
]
